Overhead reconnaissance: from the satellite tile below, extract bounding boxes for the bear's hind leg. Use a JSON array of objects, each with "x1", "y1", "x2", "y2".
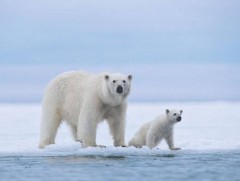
[
  {"x1": 39, "y1": 109, "x2": 61, "y2": 149},
  {"x1": 67, "y1": 123, "x2": 78, "y2": 142}
]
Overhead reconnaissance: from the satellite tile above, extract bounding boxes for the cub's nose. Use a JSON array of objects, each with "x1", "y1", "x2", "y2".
[
  {"x1": 117, "y1": 86, "x2": 123, "y2": 94},
  {"x1": 177, "y1": 116, "x2": 181, "y2": 122}
]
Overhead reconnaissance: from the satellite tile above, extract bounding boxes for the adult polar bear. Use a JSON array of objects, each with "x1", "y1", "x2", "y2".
[{"x1": 39, "y1": 71, "x2": 132, "y2": 148}]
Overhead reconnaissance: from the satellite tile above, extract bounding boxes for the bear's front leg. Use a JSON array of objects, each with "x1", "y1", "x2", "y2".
[
  {"x1": 77, "y1": 111, "x2": 98, "y2": 148},
  {"x1": 107, "y1": 117, "x2": 126, "y2": 147},
  {"x1": 106, "y1": 107, "x2": 127, "y2": 147}
]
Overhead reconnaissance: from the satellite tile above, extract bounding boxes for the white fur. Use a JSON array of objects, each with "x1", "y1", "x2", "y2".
[
  {"x1": 39, "y1": 71, "x2": 132, "y2": 148},
  {"x1": 128, "y1": 109, "x2": 182, "y2": 149}
]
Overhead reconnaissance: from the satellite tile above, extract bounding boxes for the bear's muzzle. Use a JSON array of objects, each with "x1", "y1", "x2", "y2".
[{"x1": 117, "y1": 86, "x2": 123, "y2": 94}]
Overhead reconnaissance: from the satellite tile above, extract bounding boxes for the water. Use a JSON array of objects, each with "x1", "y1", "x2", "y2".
[
  {"x1": 1, "y1": 150, "x2": 240, "y2": 181},
  {"x1": 1, "y1": 102, "x2": 240, "y2": 181}
]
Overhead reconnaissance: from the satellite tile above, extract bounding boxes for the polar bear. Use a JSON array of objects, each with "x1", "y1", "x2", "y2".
[
  {"x1": 39, "y1": 71, "x2": 132, "y2": 148},
  {"x1": 128, "y1": 109, "x2": 182, "y2": 149}
]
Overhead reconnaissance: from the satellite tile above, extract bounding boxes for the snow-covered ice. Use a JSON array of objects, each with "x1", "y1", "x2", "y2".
[{"x1": 0, "y1": 102, "x2": 240, "y2": 156}]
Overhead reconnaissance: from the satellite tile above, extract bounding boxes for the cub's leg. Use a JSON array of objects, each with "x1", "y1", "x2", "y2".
[
  {"x1": 165, "y1": 131, "x2": 180, "y2": 150},
  {"x1": 146, "y1": 130, "x2": 163, "y2": 149}
]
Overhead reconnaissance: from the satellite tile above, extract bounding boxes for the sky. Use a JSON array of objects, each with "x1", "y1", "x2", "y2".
[{"x1": 0, "y1": 0, "x2": 240, "y2": 102}]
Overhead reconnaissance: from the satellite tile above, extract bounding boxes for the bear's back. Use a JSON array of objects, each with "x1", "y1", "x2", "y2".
[
  {"x1": 45, "y1": 71, "x2": 92, "y2": 95},
  {"x1": 43, "y1": 71, "x2": 96, "y2": 108}
]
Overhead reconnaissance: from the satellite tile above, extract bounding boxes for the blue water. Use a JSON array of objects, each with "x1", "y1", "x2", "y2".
[{"x1": 1, "y1": 150, "x2": 240, "y2": 181}]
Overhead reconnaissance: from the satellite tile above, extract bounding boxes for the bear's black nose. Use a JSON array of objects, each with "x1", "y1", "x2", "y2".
[
  {"x1": 117, "y1": 86, "x2": 123, "y2": 93},
  {"x1": 177, "y1": 116, "x2": 181, "y2": 122}
]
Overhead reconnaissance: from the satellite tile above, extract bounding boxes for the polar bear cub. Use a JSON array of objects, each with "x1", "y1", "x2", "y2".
[
  {"x1": 128, "y1": 109, "x2": 182, "y2": 149},
  {"x1": 39, "y1": 71, "x2": 132, "y2": 149}
]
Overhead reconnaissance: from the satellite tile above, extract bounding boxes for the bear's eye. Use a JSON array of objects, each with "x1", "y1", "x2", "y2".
[
  {"x1": 123, "y1": 80, "x2": 126, "y2": 83},
  {"x1": 113, "y1": 80, "x2": 116, "y2": 83},
  {"x1": 173, "y1": 113, "x2": 177, "y2": 116}
]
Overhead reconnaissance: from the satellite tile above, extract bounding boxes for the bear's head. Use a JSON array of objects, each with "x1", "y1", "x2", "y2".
[
  {"x1": 104, "y1": 73, "x2": 132, "y2": 98},
  {"x1": 165, "y1": 109, "x2": 183, "y2": 124}
]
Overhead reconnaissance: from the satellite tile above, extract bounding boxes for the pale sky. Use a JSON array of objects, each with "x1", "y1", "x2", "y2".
[
  {"x1": 1, "y1": 0, "x2": 240, "y2": 65},
  {"x1": 0, "y1": 0, "x2": 240, "y2": 102}
]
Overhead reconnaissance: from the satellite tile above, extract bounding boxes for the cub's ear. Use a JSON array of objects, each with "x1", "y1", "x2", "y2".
[
  {"x1": 166, "y1": 109, "x2": 170, "y2": 114},
  {"x1": 128, "y1": 75, "x2": 133, "y2": 81},
  {"x1": 104, "y1": 75, "x2": 109, "y2": 80},
  {"x1": 180, "y1": 110, "x2": 183, "y2": 114}
]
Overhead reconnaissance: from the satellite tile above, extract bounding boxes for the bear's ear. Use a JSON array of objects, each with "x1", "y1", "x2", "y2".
[
  {"x1": 166, "y1": 109, "x2": 170, "y2": 114},
  {"x1": 128, "y1": 75, "x2": 133, "y2": 81},
  {"x1": 180, "y1": 110, "x2": 183, "y2": 114},
  {"x1": 104, "y1": 75, "x2": 109, "y2": 81}
]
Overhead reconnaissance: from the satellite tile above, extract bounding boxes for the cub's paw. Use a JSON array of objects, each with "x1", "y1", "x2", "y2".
[
  {"x1": 121, "y1": 145, "x2": 128, "y2": 148},
  {"x1": 170, "y1": 147, "x2": 181, "y2": 150},
  {"x1": 97, "y1": 145, "x2": 106, "y2": 148}
]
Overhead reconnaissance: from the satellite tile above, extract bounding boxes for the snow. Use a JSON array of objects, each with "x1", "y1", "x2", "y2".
[{"x1": 0, "y1": 102, "x2": 240, "y2": 156}]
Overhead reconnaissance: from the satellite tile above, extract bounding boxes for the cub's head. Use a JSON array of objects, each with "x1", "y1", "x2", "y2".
[
  {"x1": 104, "y1": 73, "x2": 132, "y2": 97},
  {"x1": 165, "y1": 109, "x2": 183, "y2": 124}
]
